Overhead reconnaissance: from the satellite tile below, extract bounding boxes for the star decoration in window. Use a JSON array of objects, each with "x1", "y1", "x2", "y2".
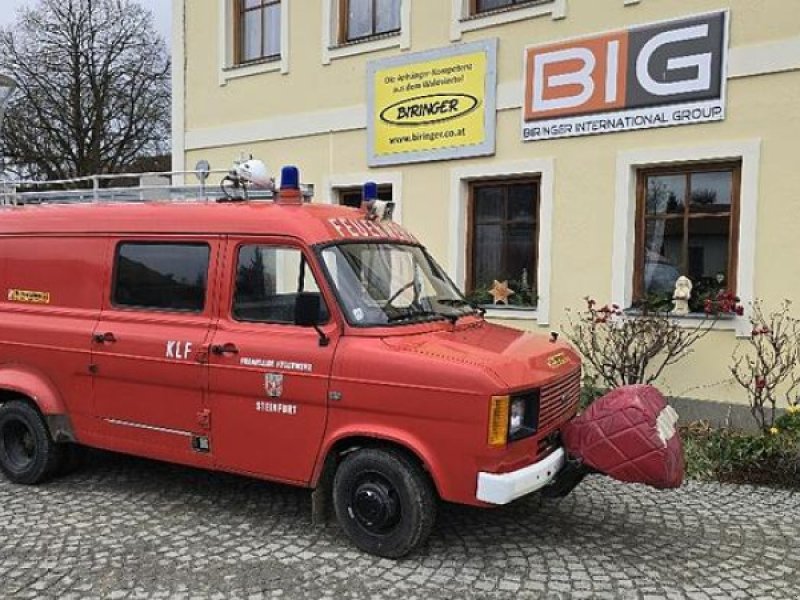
[{"x1": 489, "y1": 280, "x2": 515, "y2": 305}]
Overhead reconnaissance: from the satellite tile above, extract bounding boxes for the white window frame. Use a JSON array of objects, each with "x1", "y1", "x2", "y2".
[
  {"x1": 612, "y1": 140, "x2": 761, "y2": 337},
  {"x1": 450, "y1": 0, "x2": 566, "y2": 42},
  {"x1": 449, "y1": 159, "x2": 555, "y2": 324},
  {"x1": 218, "y1": 0, "x2": 291, "y2": 86},
  {"x1": 322, "y1": 0, "x2": 411, "y2": 65},
  {"x1": 323, "y1": 171, "x2": 404, "y2": 224}
]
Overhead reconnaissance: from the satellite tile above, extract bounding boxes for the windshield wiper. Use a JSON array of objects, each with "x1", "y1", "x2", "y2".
[
  {"x1": 436, "y1": 298, "x2": 471, "y2": 307},
  {"x1": 386, "y1": 310, "x2": 449, "y2": 324},
  {"x1": 437, "y1": 299, "x2": 481, "y2": 322}
]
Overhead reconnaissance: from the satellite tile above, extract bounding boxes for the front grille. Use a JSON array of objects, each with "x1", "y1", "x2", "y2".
[{"x1": 538, "y1": 368, "x2": 581, "y2": 434}]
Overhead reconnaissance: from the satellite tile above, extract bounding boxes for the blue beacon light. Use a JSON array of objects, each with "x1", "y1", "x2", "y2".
[
  {"x1": 363, "y1": 181, "x2": 379, "y2": 202},
  {"x1": 280, "y1": 165, "x2": 300, "y2": 190}
]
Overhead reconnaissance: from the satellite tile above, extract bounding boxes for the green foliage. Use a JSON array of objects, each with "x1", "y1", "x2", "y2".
[
  {"x1": 579, "y1": 373, "x2": 604, "y2": 411},
  {"x1": 775, "y1": 406, "x2": 800, "y2": 436},
  {"x1": 631, "y1": 292, "x2": 673, "y2": 314},
  {"x1": 682, "y1": 419, "x2": 800, "y2": 488}
]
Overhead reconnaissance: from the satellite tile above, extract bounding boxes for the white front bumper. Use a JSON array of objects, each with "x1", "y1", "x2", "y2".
[{"x1": 476, "y1": 447, "x2": 566, "y2": 505}]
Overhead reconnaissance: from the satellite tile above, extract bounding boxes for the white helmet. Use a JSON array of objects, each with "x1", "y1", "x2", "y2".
[{"x1": 235, "y1": 159, "x2": 273, "y2": 189}]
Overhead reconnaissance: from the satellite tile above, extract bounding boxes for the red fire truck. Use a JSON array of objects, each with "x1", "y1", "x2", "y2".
[{"x1": 0, "y1": 166, "x2": 632, "y2": 557}]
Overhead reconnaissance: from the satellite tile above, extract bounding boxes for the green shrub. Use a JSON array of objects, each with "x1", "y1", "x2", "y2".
[{"x1": 682, "y1": 416, "x2": 800, "y2": 488}]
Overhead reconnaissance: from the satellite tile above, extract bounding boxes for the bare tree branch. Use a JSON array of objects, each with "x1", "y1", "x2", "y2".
[
  {"x1": 0, "y1": 0, "x2": 170, "y2": 181},
  {"x1": 563, "y1": 298, "x2": 725, "y2": 390},
  {"x1": 730, "y1": 300, "x2": 800, "y2": 432}
]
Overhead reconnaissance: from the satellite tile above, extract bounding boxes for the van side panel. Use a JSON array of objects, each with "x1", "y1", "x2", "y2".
[{"x1": 0, "y1": 235, "x2": 108, "y2": 438}]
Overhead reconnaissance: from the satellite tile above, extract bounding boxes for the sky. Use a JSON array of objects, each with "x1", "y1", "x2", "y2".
[{"x1": 0, "y1": 0, "x2": 172, "y2": 49}]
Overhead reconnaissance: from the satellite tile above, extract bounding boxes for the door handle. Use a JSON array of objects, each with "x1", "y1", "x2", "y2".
[
  {"x1": 92, "y1": 332, "x2": 116, "y2": 344},
  {"x1": 211, "y1": 342, "x2": 239, "y2": 356}
]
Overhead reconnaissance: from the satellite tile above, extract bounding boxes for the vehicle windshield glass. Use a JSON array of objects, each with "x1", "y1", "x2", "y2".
[{"x1": 320, "y1": 243, "x2": 475, "y2": 326}]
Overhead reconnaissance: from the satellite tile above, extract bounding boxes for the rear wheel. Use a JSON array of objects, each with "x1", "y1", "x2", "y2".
[
  {"x1": 333, "y1": 448, "x2": 436, "y2": 558},
  {"x1": 0, "y1": 401, "x2": 62, "y2": 484}
]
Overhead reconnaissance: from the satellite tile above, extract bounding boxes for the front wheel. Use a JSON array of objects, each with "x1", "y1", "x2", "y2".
[
  {"x1": 0, "y1": 401, "x2": 63, "y2": 484},
  {"x1": 332, "y1": 448, "x2": 436, "y2": 558}
]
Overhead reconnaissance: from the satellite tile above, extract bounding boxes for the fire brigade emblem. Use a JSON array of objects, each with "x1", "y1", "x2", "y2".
[
  {"x1": 547, "y1": 353, "x2": 569, "y2": 369},
  {"x1": 265, "y1": 373, "x2": 283, "y2": 398}
]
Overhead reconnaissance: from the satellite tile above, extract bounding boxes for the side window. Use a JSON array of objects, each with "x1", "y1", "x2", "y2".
[
  {"x1": 471, "y1": 0, "x2": 531, "y2": 15},
  {"x1": 635, "y1": 163, "x2": 741, "y2": 312},
  {"x1": 113, "y1": 243, "x2": 210, "y2": 312},
  {"x1": 467, "y1": 179, "x2": 539, "y2": 308},
  {"x1": 233, "y1": 245, "x2": 328, "y2": 324},
  {"x1": 236, "y1": 0, "x2": 282, "y2": 65},
  {"x1": 341, "y1": 0, "x2": 401, "y2": 44}
]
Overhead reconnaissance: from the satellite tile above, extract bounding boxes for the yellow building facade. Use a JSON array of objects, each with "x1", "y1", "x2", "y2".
[{"x1": 173, "y1": 0, "x2": 800, "y2": 415}]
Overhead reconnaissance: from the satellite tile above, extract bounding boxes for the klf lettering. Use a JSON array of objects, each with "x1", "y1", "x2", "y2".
[{"x1": 166, "y1": 340, "x2": 193, "y2": 360}]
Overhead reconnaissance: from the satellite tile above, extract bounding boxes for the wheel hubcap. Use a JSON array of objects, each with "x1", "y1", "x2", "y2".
[
  {"x1": 352, "y1": 478, "x2": 400, "y2": 534},
  {"x1": 2, "y1": 420, "x2": 37, "y2": 471}
]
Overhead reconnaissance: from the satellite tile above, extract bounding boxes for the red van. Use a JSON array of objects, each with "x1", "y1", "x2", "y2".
[{"x1": 0, "y1": 168, "x2": 582, "y2": 557}]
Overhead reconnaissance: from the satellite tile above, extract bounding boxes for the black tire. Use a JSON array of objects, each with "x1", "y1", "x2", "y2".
[
  {"x1": 332, "y1": 448, "x2": 436, "y2": 558},
  {"x1": 0, "y1": 401, "x2": 63, "y2": 484}
]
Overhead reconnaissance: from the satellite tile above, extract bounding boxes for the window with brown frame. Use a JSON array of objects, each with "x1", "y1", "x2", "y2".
[
  {"x1": 470, "y1": 0, "x2": 542, "y2": 16},
  {"x1": 340, "y1": 0, "x2": 401, "y2": 44},
  {"x1": 467, "y1": 179, "x2": 539, "y2": 308},
  {"x1": 337, "y1": 184, "x2": 393, "y2": 208},
  {"x1": 236, "y1": 0, "x2": 281, "y2": 65},
  {"x1": 634, "y1": 162, "x2": 741, "y2": 313}
]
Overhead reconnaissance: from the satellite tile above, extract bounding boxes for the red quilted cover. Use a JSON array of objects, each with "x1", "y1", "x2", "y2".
[{"x1": 562, "y1": 385, "x2": 684, "y2": 489}]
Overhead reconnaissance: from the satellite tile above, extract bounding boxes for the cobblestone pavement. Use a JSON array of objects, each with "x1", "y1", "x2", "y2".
[{"x1": 0, "y1": 450, "x2": 798, "y2": 600}]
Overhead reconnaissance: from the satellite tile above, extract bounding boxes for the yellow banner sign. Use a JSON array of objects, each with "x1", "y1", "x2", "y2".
[
  {"x1": 368, "y1": 40, "x2": 497, "y2": 166},
  {"x1": 7, "y1": 289, "x2": 51, "y2": 305}
]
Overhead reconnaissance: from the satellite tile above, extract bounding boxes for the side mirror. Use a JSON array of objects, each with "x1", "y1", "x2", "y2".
[{"x1": 295, "y1": 293, "x2": 330, "y2": 347}]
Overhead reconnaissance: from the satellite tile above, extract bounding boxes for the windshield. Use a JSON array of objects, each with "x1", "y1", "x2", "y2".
[{"x1": 320, "y1": 243, "x2": 475, "y2": 326}]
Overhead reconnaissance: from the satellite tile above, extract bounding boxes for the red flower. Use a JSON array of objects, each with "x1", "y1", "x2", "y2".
[
  {"x1": 755, "y1": 377, "x2": 767, "y2": 390},
  {"x1": 735, "y1": 306, "x2": 744, "y2": 316}
]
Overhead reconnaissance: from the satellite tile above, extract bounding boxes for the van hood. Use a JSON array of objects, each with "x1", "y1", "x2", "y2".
[{"x1": 381, "y1": 322, "x2": 580, "y2": 391}]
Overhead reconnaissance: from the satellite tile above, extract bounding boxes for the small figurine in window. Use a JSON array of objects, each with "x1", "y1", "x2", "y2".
[{"x1": 672, "y1": 276, "x2": 692, "y2": 316}]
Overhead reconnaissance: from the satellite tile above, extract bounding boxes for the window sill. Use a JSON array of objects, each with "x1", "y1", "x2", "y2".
[
  {"x1": 483, "y1": 306, "x2": 538, "y2": 321},
  {"x1": 323, "y1": 31, "x2": 404, "y2": 65},
  {"x1": 220, "y1": 56, "x2": 285, "y2": 84},
  {"x1": 623, "y1": 309, "x2": 740, "y2": 331},
  {"x1": 451, "y1": 0, "x2": 565, "y2": 41}
]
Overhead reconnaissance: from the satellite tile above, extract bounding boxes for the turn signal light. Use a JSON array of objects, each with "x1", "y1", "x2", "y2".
[{"x1": 488, "y1": 395, "x2": 510, "y2": 447}]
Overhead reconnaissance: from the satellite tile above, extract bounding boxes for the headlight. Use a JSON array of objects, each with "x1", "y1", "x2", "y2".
[
  {"x1": 488, "y1": 391, "x2": 540, "y2": 447},
  {"x1": 509, "y1": 398, "x2": 526, "y2": 436},
  {"x1": 508, "y1": 391, "x2": 540, "y2": 442}
]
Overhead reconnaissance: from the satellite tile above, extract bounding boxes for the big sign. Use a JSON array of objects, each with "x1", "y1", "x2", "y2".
[{"x1": 522, "y1": 12, "x2": 728, "y2": 141}]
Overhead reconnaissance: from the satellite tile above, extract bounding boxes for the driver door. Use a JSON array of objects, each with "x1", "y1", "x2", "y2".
[{"x1": 207, "y1": 238, "x2": 339, "y2": 484}]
